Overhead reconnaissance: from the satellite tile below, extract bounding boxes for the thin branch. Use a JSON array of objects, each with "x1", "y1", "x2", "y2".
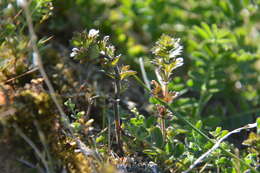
[
  {"x1": 17, "y1": 158, "x2": 39, "y2": 170},
  {"x1": 133, "y1": 74, "x2": 151, "y2": 92},
  {"x1": 23, "y1": 1, "x2": 70, "y2": 131},
  {"x1": 34, "y1": 120, "x2": 54, "y2": 172},
  {"x1": 4, "y1": 67, "x2": 39, "y2": 83},
  {"x1": 183, "y1": 123, "x2": 257, "y2": 173},
  {"x1": 13, "y1": 124, "x2": 50, "y2": 173},
  {"x1": 113, "y1": 66, "x2": 123, "y2": 153},
  {"x1": 21, "y1": 0, "x2": 102, "y2": 166}
]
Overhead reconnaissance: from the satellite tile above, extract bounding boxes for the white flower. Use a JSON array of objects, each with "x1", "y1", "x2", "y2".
[
  {"x1": 70, "y1": 52, "x2": 77, "y2": 57},
  {"x1": 175, "y1": 57, "x2": 184, "y2": 68},
  {"x1": 72, "y1": 48, "x2": 79, "y2": 52},
  {"x1": 176, "y1": 57, "x2": 183, "y2": 63},
  {"x1": 88, "y1": 29, "x2": 99, "y2": 38},
  {"x1": 107, "y1": 45, "x2": 115, "y2": 51},
  {"x1": 169, "y1": 45, "x2": 183, "y2": 58},
  {"x1": 16, "y1": 0, "x2": 27, "y2": 8},
  {"x1": 103, "y1": 35, "x2": 110, "y2": 42},
  {"x1": 100, "y1": 50, "x2": 106, "y2": 55},
  {"x1": 70, "y1": 47, "x2": 79, "y2": 57}
]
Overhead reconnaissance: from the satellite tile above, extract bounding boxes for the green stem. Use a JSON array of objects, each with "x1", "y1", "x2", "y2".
[
  {"x1": 161, "y1": 116, "x2": 166, "y2": 141},
  {"x1": 133, "y1": 75, "x2": 151, "y2": 92},
  {"x1": 113, "y1": 66, "x2": 123, "y2": 153},
  {"x1": 195, "y1": 62, "x2": 212, "y2": 118}
]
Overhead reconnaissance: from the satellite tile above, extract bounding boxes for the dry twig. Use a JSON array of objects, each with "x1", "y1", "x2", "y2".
[
  {"x1": 21, "y1": 0, "x2": 102, "y2": 167},
  {"x1": 184, "y1": 123, "x2": 257, "y2": 173}
]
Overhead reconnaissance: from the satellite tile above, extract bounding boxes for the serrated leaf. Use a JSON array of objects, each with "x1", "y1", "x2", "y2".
[{"x1": 120, "y1": 70, "x2": 137, "y2": 80}]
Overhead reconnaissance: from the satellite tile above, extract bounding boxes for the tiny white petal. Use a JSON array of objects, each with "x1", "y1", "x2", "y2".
[
  {"x1": 72, "y1": 47, "x2": 79, "y2": 52},
  {"x1": 176, "y1": 62, "x2": 184, "y2": 67},
  {"x1": 88, "y1": 29, "x2": 99, "y2": 38},
  {"x1": 154, "y1": 47, "x2": 160, "y2": 53},
  {"x1": 176, "y1": 57, "x2": 183, "y2": 62},
  {"x1": 100, "y1": 51, "x2": 105, "y2": 55},
  {"x1": 169, "y1": 45, "x2": 183, "y2": 58},
  {"x1": 115, "y1": 54, "x2": 121, "y2": 58},
  {"x1": 74, "y1": 149, "x2": 81, "y2": 153},
  {"x1": 70, "y1": 52, "x2": 77, "y2": 57},
  {"x1": 108, "y1": 45, "x2": 115, "y2": 51},
  {"x1": 174, "y1": 62, "x2": 184, "y2": 69},
  {"x1": 104, "y1": 36, "x2": 110, "y2": 42}
]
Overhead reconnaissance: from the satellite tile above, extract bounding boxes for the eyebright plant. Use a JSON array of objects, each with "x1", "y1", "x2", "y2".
[
  {"x1": 150, "y1": 34, "x2": 184, "y2": 141},
  {"x1": 70, "y1": 29, "x2": 136, "y2": 153}
]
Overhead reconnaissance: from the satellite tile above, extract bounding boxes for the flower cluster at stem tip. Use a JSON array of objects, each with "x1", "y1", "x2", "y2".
[
  {"x1": 151, "y1": 34, "x2": 184, "y2": 82},
  {"x1": 151, "y1": 34, "x2": 184, "y2": 104},
  {"x1": 70, "y1": 29, "x2": 100, "y2": 58}
]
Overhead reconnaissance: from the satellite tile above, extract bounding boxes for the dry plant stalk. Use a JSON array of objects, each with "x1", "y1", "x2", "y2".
[{"x1": 21, "y1": 0, "x2": 101, "y2": 166}]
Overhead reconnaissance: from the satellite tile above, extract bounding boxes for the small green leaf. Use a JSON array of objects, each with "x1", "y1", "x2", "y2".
[
  {"x1": 216, "y1": 127, "x2": 222, "y2": 134},
  {"x1": 70, "y1": 122, "x2": 81, "y2": 131},
  {"x1": 149, "y1": 127, "x2": 164, "y2": 148},
  {"x1": 64, "y1": 98, "x2": 75, "y2": 111},
  {"x1": 186, "y1": 79, "x2": 194, "y2": 87},
  {"x1": 174, "y1": 143, "x2": 185, "y2": 157},
  {"x1": 149, "y1": 97, "x2": 161, "y2": 104},
  {"x1": 220, "y1": 130, "x2": 229, "y2": 138},
  {"x1": 145, "y1": 116, "x2": 156, "y2": 128},
  {"x1": 130, "y1": 116, "x2": 144, "y2": 126},
  {"x1": 96, "y1": 135, "x2": 105, "y2": 143},
  {"x1": 76, "y1": 111, "x2": 85, "y2": 119},
  {"x1": 194, "y1": 26, "x2": 209, "y2": 39},
  {"x1": 195, "y1": 120, "x2": 202, "y2": 129},
  {"x1": 120, "y1": 70, "x2": 137, "y2": 80},
  {"x1": 216, "y1": 157, "x2": 229, "y2": 165},
  {"x1": 165, "y1": 142, "x2": 174, "y2": 155},
  {"x1": 143, "y1": 149, "x2": 157, "y2": 156}
]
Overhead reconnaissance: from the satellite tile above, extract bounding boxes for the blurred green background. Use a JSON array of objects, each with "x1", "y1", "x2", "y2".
[{"x1": 49, "y1": 0, "x2": 260, "y2": 128}]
